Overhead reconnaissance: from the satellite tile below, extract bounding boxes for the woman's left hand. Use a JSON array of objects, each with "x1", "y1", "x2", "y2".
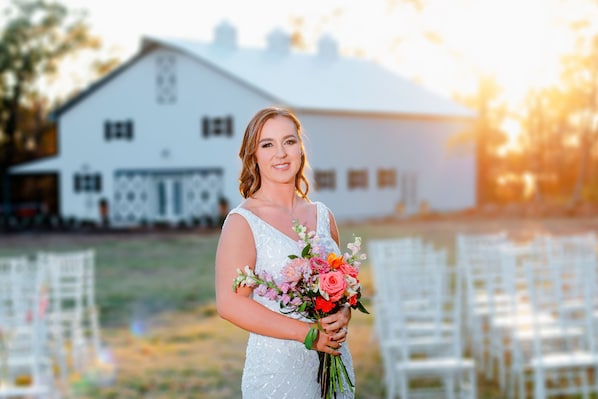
[{"x1": 320, "y1": 306, "x2": 351, "y2": 342}]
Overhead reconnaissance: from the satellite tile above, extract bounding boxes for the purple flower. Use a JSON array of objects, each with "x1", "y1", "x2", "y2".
[
  {"x1": 279, "y1": 282, "x2": 291, "y2": 294},
  {"x1": 282, "y1": 294, "x2": 291, "y2": 305},
  {"x1": 265, "y1": 288, "x2": 279, "y2": 301},
  {"x1": 291, "y1": 297, "x2": 303, "y2": 307},
  {"x1": 255, "y1": 284, "x2": 268, "y2": 297}
]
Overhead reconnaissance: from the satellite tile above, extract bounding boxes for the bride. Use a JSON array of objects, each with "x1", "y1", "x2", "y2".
[{"x1": 214, "y1": 106, "x2": 355, "y2": 398}]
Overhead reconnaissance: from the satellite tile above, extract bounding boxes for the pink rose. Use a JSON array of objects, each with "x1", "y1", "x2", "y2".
[
  {"x1": 310, "y1": 257, "x2": 330, "y2": 274},
  {"x1": 282, "y1": 258, "x2": 309, "y2": 282},
  {"x1": 319, "y1": 271, "x2": 347, "y2": 302},
  {"x1": 337, "y1": 262, "x2": 358, "y2": 278}
]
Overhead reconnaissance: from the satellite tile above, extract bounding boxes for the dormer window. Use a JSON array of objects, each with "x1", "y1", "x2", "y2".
[
  {"x1": 104, "y1": 120, "x2": 134, "y2": 141},
  {"x1": 202, "y1": 115, "x2": 233, "y2": 138}
]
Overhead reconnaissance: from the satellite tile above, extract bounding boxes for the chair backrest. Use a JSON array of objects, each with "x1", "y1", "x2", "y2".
[
  {"x1": 523, "y1": 254, "x2": 597, "y2": 359},
  {"x1": 38, "y1": 250, "x2": 96, "y2": 318},
  {"x1": 392, "y1": 266, "x2": 464, "y2": 360},
  {"x1": 0, "y1": 255, "x2": 51, "y2": 389},
  {"x1": 368, "y1": 237, "x2": 444, "y2": 304},
  {"x1": 458, "y1": 232, "x2": 509, "y2": 292},
  {"x1": 0, "y1": 256, "x2": 43, "y2": 327}
]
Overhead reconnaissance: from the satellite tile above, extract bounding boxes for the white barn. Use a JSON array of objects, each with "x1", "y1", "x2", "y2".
[{"x1": 12, "y1": 22, "x2": 476, "y2": 227}]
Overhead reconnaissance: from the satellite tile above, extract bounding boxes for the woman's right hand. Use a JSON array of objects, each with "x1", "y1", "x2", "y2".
[{"x1": 310, "y1": 328, "x2": 342, "y2": 356}]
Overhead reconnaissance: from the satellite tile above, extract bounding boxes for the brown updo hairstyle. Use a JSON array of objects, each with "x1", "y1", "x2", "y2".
[{"x1": 238, "y1": 106, "x2": 310, "y2": 199}]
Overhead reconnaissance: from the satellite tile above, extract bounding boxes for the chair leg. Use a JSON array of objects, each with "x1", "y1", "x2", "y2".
[
  {"x1": 533, "y1": 369, "x2": 545, "y2": 399},
  {"x1": 444, "y1": 376, "x2": 455, "y2": 399},
  {"x1": 580, "y1": 367, "x2": 590, "y2": 399},
  {"x1": 469, "y1": 368, "x2": 477, "y2": 399},
  {"x1": 398, "y1": 372, "x2": 408, "y2": 399}
]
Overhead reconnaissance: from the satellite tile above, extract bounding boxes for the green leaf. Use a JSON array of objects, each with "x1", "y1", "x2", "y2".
[
  {"x1": 303, "y1": 326, "x2": 318, "y2": 350},
  {"x1": 301, "y1": 243, "x2": 311, "y2": 258},
  {"x1": 288, "y1": 254, "x2": 298, "y2": 259},
  {"x1": 356, "y1": 301, "x2": 370, "y2": 314}
]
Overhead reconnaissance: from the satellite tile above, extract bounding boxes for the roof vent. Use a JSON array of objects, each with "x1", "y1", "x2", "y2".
[
  {"x1": 213, "y1": 20, "x2": 237, "y2": 50},
  {"x1": 317, "y1": 34, "x2": 338, "y2": 61},
  {"x1": 266, "y1": 28, "x2": 290, "y2": 56}
]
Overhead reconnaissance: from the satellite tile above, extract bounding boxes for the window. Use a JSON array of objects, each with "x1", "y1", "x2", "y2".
[
  {"x1": 74, "y1": 173, "x2": 102, "y2": 193},
  {"x1": 377, "y1": 168, "x2": 397, "y2": 188},
  {"x1": 348, "y1": 169, "x2": 368, "y2": 190},
  {"x1": 314, "y1": 170, "x2": 336, "y2": 190},
  {"x1": 202, "y1": 116, "x2": 234, "y2": 138},
  {"x1": 173, "y1": 180, "x2": 182, "y2": 215},
  {"x1": 156, "y1": 54, "x2": 177, "y2": 104},
  {"x1": 104, "y1": 120, "x2": 134, "y2": 141}
]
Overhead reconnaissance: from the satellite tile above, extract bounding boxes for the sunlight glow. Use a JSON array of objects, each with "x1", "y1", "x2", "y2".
[
  {"x1": 415, "y1": 0, "x2": 583, "y2": 105},
  {"x1": 31, "y1": 0, "x2": 598, "y2": 110},
  {"x1": 497, "y1": 118, "x2": 523, "y2": 155}
]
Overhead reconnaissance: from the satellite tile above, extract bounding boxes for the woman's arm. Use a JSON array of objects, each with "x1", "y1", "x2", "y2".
[
  {"x1": 215, "y1": 213, "x2": 342, "y2": 354},
  {"x1": 320, "y1": 208, "x2": 351, "y2": 339},
  {"x1": 328, "y1": 209, "x2": 340, "y2": 247}
]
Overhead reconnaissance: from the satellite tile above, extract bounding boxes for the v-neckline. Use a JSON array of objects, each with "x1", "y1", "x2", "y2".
[{"x1": 239, "y1": 202, "x2": 320, "y2": 244}]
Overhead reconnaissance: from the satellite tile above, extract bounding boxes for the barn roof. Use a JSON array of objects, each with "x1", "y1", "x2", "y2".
[{"x1": 53, "y1": 22, "x2": 475, "y2": 120}]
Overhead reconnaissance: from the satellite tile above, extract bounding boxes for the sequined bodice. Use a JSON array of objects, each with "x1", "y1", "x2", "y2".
[{"x1": 229, "y1": 202, "x2": 355, "y2": 399}]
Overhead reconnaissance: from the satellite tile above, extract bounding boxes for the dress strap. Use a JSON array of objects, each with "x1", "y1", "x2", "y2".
[
  {"x1": 226, "y1": 207, "x2": 258, "y2": 233},
  {"x1": 315, "y1": 201, "x2": 331, "y2": 237}
]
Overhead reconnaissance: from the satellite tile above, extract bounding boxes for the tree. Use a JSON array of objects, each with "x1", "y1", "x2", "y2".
[
  {"x1": 0, "y1": 0, "x2": 99, "y2": 212},
  {"x1": 453, "y1": 75, "x2": 508, "y2": 205},
  {"x1": 559, "y1": 34, "x2": 598, "y2": 205}
]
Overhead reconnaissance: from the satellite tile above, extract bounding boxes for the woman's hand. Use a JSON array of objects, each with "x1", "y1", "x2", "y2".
[
  {"x1": 319, "y1": 306, "x2": 351, "y2": 343},
  {"x1": 312, "y1": 329, "x2": 342, "y2": 355}
]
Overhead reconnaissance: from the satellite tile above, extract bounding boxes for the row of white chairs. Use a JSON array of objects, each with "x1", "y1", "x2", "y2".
[
  {"x1": 370, "y1": 231, "x2": 598, "y2": 399},
  {"x1": 0, "y1": 250, "x2": 102, "y2": 398},
  {"x1": 458, "y1": 231, "x2": 598, "y2": 399},
  {"x1": 369, "y1": 238, "x2": 476, "y2": 399}
]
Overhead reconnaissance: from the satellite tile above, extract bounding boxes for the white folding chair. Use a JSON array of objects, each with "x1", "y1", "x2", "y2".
[
  {"x1": 370, "y1": 238, "x2": 466, "y2": 398},
  {"x1": 389, "y1": 266, "x2": 476, "y2": 399},
  {"x1": 522, "y1": 254, "x2": 598, "y2": 399},
  {"x1": 0, "y1": 256, "x2": 57, "y2": 398},
  {"x1": 457, "y1": 231, "x2": 509, "y2": 376},
  {"x1": 39, "y1": 249, "x2": 102, "y2": 380}
]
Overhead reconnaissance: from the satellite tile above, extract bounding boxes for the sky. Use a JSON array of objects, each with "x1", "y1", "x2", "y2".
[{"x1": 29, "y1": 0, "x2": 598, "y2": 111}]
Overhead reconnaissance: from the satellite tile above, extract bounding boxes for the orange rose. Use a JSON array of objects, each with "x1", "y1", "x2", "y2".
[{"x1": 327, "y1": 253, "x2": 345, "y2": 269}]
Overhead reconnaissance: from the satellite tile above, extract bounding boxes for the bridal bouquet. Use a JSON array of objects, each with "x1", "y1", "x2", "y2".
[{"x1": 233, "y1": 220, "x2": 369, "y2": 399}]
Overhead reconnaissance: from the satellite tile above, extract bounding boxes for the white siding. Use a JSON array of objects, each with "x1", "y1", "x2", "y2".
[
  {"x1": 12, "y1": 43, "x2": 476, "y2": 224},
  {"x1": 300, "y1": 113, "x2": 475, "y2": 222}
]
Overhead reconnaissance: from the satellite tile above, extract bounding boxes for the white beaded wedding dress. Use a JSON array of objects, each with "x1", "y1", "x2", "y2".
[{"x1": 229, "y1": 201, "x2": 355, "y2": 399}]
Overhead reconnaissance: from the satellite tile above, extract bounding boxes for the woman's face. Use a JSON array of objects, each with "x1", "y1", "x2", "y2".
[{"x1": 254, "y1": 115, "x2": 302, "y2": 187}]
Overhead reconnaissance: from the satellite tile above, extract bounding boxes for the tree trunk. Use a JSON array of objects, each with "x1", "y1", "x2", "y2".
[
  {"x1": 1, "y1": 87, "x2": 20, "y2": 213},
  {"x1": 570, "y1": 128, "x2": 590, "y2": 206}
]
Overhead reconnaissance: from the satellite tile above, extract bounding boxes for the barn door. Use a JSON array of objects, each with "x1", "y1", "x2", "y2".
[{"x1": 155, "y1": 176, "x2": 183, "y2": 222}]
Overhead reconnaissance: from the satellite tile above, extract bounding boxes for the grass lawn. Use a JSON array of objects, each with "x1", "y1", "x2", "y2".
[{"x1": 1, "y1": 216, "x2": 597, "y2": 398}]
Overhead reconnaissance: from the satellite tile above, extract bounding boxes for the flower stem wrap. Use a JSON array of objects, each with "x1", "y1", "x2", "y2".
[{"x1": 303, "y1": 325, "x2": 319, "y2": 350}]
